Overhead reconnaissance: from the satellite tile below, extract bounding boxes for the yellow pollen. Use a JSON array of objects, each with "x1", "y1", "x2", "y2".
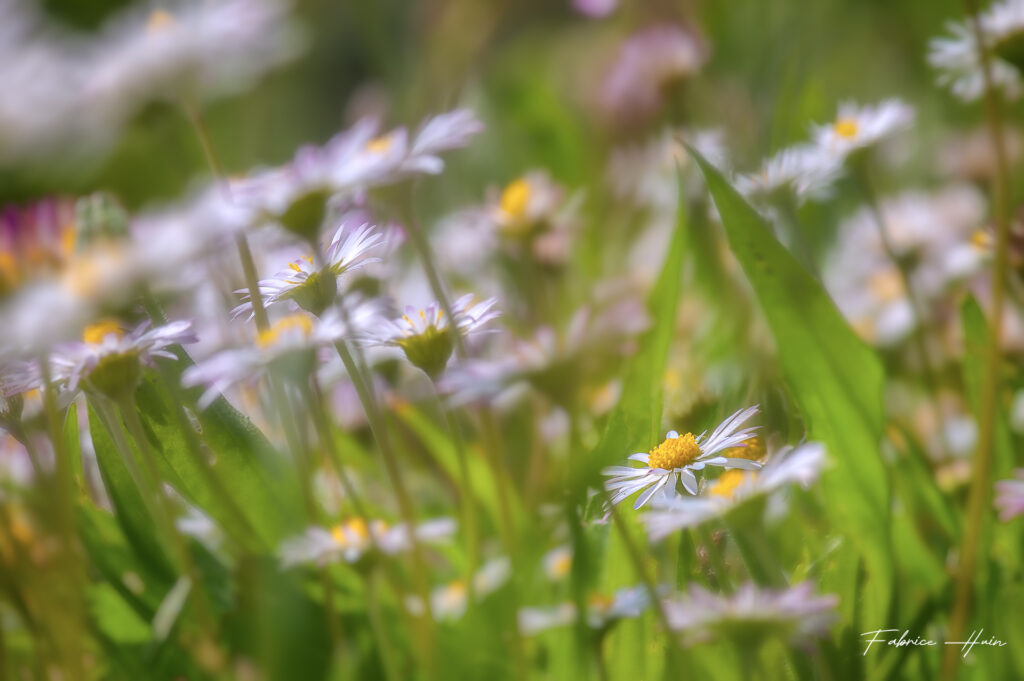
[
  {"x1": 971, "y1": 229, "x2": 993, "y2": 250},
  {"x1": 648, "y1": 432, "x2": 701, "y2": 470},
  {"x1": 257, "y1": 314, "x2": 313, "y2": 348},
  {"x1": 330, "y1": 525, "x2": 349, "y2": 547},
  {"x1": 833, "y1": 118, "x2": 859, "y2": 139},
  {"x1": 366, "y1": 135, "x2": 393, "y2": 154},
  {"x1": 499, "y1": 178, "x2": 532, "y2": 220},
  {"x1": 146, "y1": 9, "x2": 176, "y2": 33},
  {"x1": 724, "y1": 436, "x2": 765, "y2": 462},
  {"x1": 83, "y1": 319, "x2": 124, "y2": 345},
  {"x1": 709, "y1": 469, "x2": 751, "y2": 498}
]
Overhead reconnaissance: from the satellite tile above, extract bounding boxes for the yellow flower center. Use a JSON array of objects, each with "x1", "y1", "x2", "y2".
[
  {"x1": 82, "y1": 319, "x2": 124, "y2": 345},
  {"x1": 724, "y1": 436, "x2": 765, "y2": 462},
  {"x1": 286, "y1": 254, "x2": 314, "y2": 276},
  {"x1": 257, "y1": 314, "x2": 314, "y2": 348},
  {"x1": 970, "y1": 229, "x2": 993, "y2": 250},
  {"x1": 499, "y1": 178, "x2": 532, "y2": 221},
  {"x1": 868, "y1": 269, "x2": 905, "y2": 302},
  {"x1": 437, "y1": 580, "x2": 468, "y2": 611},
  {"x1": 146, "y1": 9, "x2": 176, "y2": 33},
  {"x1": 330, "y1": 518, "x2": 372, "y2": 547},
  {"x1": 709, "y1": 469, "x2": 752, "y2": 498},
  {"x1": 366, "y1": 135, "x2": 393, "y2": 154},
  {"x1": 833, "y1": 118, "x2": 859, "y2": 139},
  {"x1": 648, "y1": 432, "x2": 701, "y2": 470},
  {"x1": 547, "y1": 551, "x2": 572, "y2": 579}
]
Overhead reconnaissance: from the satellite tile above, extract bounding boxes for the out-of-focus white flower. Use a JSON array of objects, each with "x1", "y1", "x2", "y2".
[
  {"x1": 929, "y1": 2, "x2": 1024, "y2": 102},
  {"x1": 995, "y1": 469, "x2": 1024, "y2": 521},
  {"x1": 492, "y1": 171, "x2": 566, "y2": 236},
  {"x1": 664, "y1": 582, "x2": 838, "y2": 648},
  {"x1": 86, "y1": 0, "x2": 302, "y2": 117},
  {"x1": 518, "y1": 585, "x2": 651, "y2": 635},
  {"x1": 364, "y1": 294, "x2": 500, "y2": 377},
  {"x1": 608, "y1": 128, "x2": 727, "y2": 212},
  {"x1": 232, "y1": 109, "x2": 484, "y2": 227},
  {"x1": 736, "y1": 145, "x2": 844, "y2": 204},
  {"x1": 812, "y1": 100, "x2": 915, "y2": 159},
  {"x1": 542, "y1": 545, "x2": 573, "y2": 581},
  {"x1": 183, "y1": 303, "x2": 379, "y2": 408},
  {"x1": 0, "y1": 0, "x2": 302, "y2": 163},
  {"x1": 279, "y1": 517, "x2": 455, "y2": 567},
  {"x1": 602, "y1": 406, "x2": 763, "y2": 510},
  {"x1": 233, "y1": 220, "x2": 386, "y2": 318},
  {"x1": 49, "y1": 319, "x2": 196, "y2": 397},
  {"x1": 406, "y1": 557, "x2": 511, "y2": 622},
  {"x1": 601, "y1": 25, "x2": 707, "y2": 128},
  {"x1": 643, "y1": 442, "x2": 826, "y2": 541},
  {"x1": 825, "y1": 185, "x2": 988, "y2": 346}
]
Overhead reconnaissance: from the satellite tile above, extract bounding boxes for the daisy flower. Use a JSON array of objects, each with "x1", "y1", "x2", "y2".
[
  {"x1": 518, "y1": 585, "x2": 651, "y2": 635},
  {"x1": 542, "y1": 545, "x2": 573, "y2": 582},
  {"x1": 183, "y1": 302, "x2": 379, "y2": 408},
  {"x1": 85, "y1": 0, "x2": 301, "y2": 114},
  {"x1": 600, "y1": 24, "x2": 707, "y2": 128},
  {"x1": 366, "y1": 294, "x2": 500, "y2": 377},
  {"x1": 406, "y1": 557, "x2": 511, "y2": 621},
  {"x1": 812, "y1": 100, "x2": 914, "y2": 159},
  {"x1": 49, "y1": 318, "x2": 196, "y2": 398},
  {"x1": 602, "y1": 405, "x2": 763, "y2": 509},
  {"x1": 930, "y1": 22, "x2": 1022, "y2": 102},
  {"x1": 735, "y1": 145, "x2": 844, "y2": 204},
  {"x1": 643, "y1": 441, "x2": 826, "y2": 541},
  {"x1": 231, "y1": 109, "x2": 484, "y2": 235},
  {"x1": 995, "y1": 469, "x2": 1024, "y2": 521},
  {"x1": 233, "y1": 220, "x2": 385, "y2": 318},
  {"x1": 664, "y1": 582, "x2": 838, "y2": 649},
  {"x1": 279, "y1": 516, "x2": 455, "y2": 568}
]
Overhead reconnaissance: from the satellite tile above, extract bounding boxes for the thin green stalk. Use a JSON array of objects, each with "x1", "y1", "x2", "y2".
[
  {"x1": 944, "y1": 2, "x2": 1013, "y2": 678},
  {"x1": 698, "y1": 525, "x2": 732, "y2": 592},
  {"x1": 367, "y1": 569, "x2": 404, "y2": 681},
  {"x1": 332, "y1": 338, "x2": 439, "y2": 667},
  {"x1": 428, "y1": 379, "x2": 479, "y2": 610},
  {"x1": 607, "y1": 504, "x2": 681, "y2": 652}
]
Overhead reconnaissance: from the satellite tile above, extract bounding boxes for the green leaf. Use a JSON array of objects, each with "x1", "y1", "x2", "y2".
[
  {"x1": 88, "y1": 402, "x2": 176, "y2": 581},
  {"x1": 133, "y1": 371, "x2": 303, "y2": 549},
  {"x1": 589, "y1": 176, "x2": 688, "y2": 473},
  {"x1": 689, "y1": 148, "x2": 893, "y2": 624}
]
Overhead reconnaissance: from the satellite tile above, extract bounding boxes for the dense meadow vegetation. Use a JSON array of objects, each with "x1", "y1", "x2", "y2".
[{"x1": 1, "y1": 0, "x2": 1024, "y2": 679}]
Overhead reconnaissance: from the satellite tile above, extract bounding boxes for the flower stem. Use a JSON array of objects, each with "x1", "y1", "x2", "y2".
[
  {"x1": 428, "y1": 379, "x2": 479, "y2": 611},
  {"x1": 331, "y1": 339, "x2": 439, "y2": 669},
  {"x1": 944, "y1": 2, "x2": 1013, "y2": 678}
]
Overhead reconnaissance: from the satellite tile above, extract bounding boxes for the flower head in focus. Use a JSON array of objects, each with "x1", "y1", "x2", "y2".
[
  {"x1": 233, "y1": 220, "x2": 385, "y2": 318},
  {"x1": 366, "y1": 294, "x2": 500, "y2": 378},
  {"x1": 642, "y1": 441, "x2": 826, "y2": 542},
  {"x1": 602, "y1": 406, "x2": 763, "y2": 509}
]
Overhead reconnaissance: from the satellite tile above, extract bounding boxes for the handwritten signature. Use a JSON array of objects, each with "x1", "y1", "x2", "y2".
[{"x1": 861, "y1": 629, "x2": 1008, "y2": 658}]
